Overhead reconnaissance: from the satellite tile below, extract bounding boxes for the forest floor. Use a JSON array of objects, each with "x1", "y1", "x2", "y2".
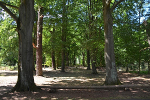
[{"x1": 0, "y1": 67, "x2": 150, "y2": 100}]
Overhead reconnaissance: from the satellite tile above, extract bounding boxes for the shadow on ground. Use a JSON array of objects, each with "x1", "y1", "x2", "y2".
[
  {"x1": 41, "y1": 67, "x2": 105, "y2": 87},
  {"x1": 0, "y1": 71, "x2": 17, "y2": 76},
  {"x1": 0, "y1": 68, "x2": 150, "y2": 100},
  {"x1": 1, "y1": 87, "x2": 150, "y2": 100}
]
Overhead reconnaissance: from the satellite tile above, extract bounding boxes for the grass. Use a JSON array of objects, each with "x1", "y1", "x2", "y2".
[
  {"x1": 0, "y1": 65, "x2": 17, "y2": 71},
  {"x1": 129, "y1": 70, "x2": 150, "y2": 75}
]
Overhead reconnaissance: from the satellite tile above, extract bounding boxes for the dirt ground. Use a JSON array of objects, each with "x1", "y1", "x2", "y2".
[{"x1": 0, "y1": 67, "x2": 150, "y2": 100}]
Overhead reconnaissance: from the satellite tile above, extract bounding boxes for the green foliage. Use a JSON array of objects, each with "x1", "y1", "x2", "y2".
[
  {"x1": 1, "y1": 0, "x2": 150, "y2": 71},
  {"x1": 113, "y1": 0, "x2": 150, "y2": 71},
  {"x1": 45, "y1": 55, "x2": 52, "y2": 67},
  {"x1": 130, "y1": 71, "x2": 149, "y2": 75},
  {"x1": 0, "y1": 16, "x2": 18, "y2": 66}
]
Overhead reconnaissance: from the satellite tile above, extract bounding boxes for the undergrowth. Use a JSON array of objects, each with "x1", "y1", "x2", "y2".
[{"x1": 129, "y1": 71, "x2": 150, "y2": 75}]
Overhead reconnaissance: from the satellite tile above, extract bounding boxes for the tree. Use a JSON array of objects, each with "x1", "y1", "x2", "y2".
[
  {"x1": 113, "y1": 1, "x2": 139, "y2": 72},
  {"x1": 14, "y1": 0, "x2": 37, "y2": 91},
  {"x1": 35, "y1": 7, "x2": 44, "y2": 76},
  {"x1": 88, "y1": 0, "x2": 98, "y2": 74},
  {"x1": 0, "y1": 0, "x2": 37, "y2": 91},
  {"x1": 61, "y1": 0, "x2": 67, "y2": 72},
  {"x1": 87, "y1": 50, "x2": 91, "y2": 70},
  {"x1": 143, "y1": 19, "x2": 150, "y2": 74},
  {"x1": 0, "y1": 17, "x2": 18, "y2": 66},
  {"x1": 51, "y1": 28, "x2": 56, "y2": 70},
  {"x1": 103, "y1": 0, "x2": 124, "y2": 85}
]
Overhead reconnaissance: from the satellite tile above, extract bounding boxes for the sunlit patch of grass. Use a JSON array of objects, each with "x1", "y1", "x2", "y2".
[{"x1": 0, "y1": 65, "x2": 17, "y2": 71}]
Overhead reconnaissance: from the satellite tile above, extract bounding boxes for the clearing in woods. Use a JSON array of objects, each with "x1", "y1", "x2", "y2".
[{"x1": 0, "y1": 67, "x2": 150, "y2": 100}]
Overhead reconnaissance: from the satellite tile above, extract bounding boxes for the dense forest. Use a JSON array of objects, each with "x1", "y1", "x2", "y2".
[{"x1": 0, "y1": 0, "x2": 150, "y2": 91}]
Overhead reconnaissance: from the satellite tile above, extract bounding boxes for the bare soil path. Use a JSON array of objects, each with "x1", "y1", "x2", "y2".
[{"x1": 0, "y1": 67, "x2": 150, "y2": 100}]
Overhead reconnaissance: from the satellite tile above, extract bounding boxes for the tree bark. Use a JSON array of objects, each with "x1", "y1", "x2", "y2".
[
  {"x1": 56, "y1": 52, "x2": 61, "y2": 68},
  {"x1": 73, "y1": 52, "x2": 76, "y2": 66},
  {"x1": 126, "y1": 65, "x2": 129, "y2": 73},
  {"x1": 138, "y1": 54, "x2": 141, "y2": 74},
  {"x1": 66, "y1": 50, "x2": 69, "y2": 66},
  {"x1": 148, "y1": 60, "x2": 150, "y2": 74},
  {"x1": 91, "y1": 53, "x2": 98, "y2": 74},
  {"x1": 82, "y1": 52, "x2": 85, "y2": 67},
  {"x1": 0, "y1": 2, "x2": 17, "y2": 22},
  {"x1": 88, "y1": 0, "x2": 97, "y2": 73},
  {"x1": 61, "y1": 0, "x2": 67, "y2": 72},
  {"x1": 51, "y1": 51, "x2": 56, "y2": 70},
  {"x1": 103, "y1": 0, "x2": 121, "y2": 85},
  {"x1": 138, "y1": 11, "x2": 141, "y2": 74},
  {"x1": 61, "y1": 48, "x2": 65, "y2": 72},
  {"x1": 51, "y1": 28, "x2": 56, "y2": 70},
  {"x1": 33, "y1": 21, "x2": 37, "y2": 71},
  {"x1": 36, "y1": 7, "x2": 43, "y2": 76},
  {"x1": 146, "y1": 23, "x2": 150, "y2": 74},
  {"x1": 87, "y1": 50, "x2": 91, "y2": 70},
  {"x1": 12, "y1": 0, "x2": 37, "y2": 91}
]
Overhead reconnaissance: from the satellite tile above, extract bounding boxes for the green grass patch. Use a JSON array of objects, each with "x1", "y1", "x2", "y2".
[{"x1": 129, "y1": 70, "x2": 150, "y2": 75}]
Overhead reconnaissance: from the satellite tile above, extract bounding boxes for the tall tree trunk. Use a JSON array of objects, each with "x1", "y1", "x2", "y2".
[
  {"x1": 73, "y1": 52, "x2": 76, "y2": 66},
  {"x1": 51, "y1": 51, "x2": 56, "y2": 70},
  {"x1": 146, "y1": 23, "x2": 150, "y2": 74},
  {"x1": 90, "y1": 22, "x2": 97, "y2": 74},
  {"x1": 148, "y1": 60, "x2": 150, "y2": 74},
  {"x1": 138, "y1": 54, "x2": 141, "y2": 74},
  {"x1": 66, "y1": 50, "x2": 69, "y2": 66},
  {"x1": 103, "y1": 1, "x2": 121, "y2": 85},
  {"x1": 13, "y1": 0, "x2": 37, "y2": 91},
  {"x1": 88, "y1": 0, "x2": 97, "y2": 73},
  {"x1": 33, "y1": 21, "x2": 37, "y2": 71},
  {"x1": 126, "y1": 65, "x2": 129, "y2": 73},
  {"x1": 61, "y1": 0, "x2": 67, "y2": 72},
  {"x1": 78, "y1": 56, "x2": 81, "y2": 65},
  {"x1": 61, "y1": 48, "x2": 65, "y2": 72},
  {"x1": 87, "y1": 50, "x2": 91, "y2": 70},
  {"x1": 90, "y1": 30, "x2": 98, "y2": 74},
  {"x1": 91, "y1": 49, "x2": 98, "y2": 74},
  {"x1": 125, "y1": 59, "x2": 129, "y2": 73},
  {"x1": 51, "y1": 28, "x2": 56, "y2": 70},
  {"x1": 56, "y1": 52, "x2": 61, "y2": 68},
  {"x1": 82, "y1": 52, "x2": 85, "y2": 67},
  {"x1": 138, "y1": 11, "x2": 141, "y2": 74},
  {"x1": 36, "y1": 7, "x2": 43, "y2": 76}
]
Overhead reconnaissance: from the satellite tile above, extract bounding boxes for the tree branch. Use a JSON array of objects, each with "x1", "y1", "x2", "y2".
[
  {"x1": 107, "y1": 0, "x2": 112, "y2": 5},
  {"x1": 103, "y1": 0, "x2": 112, "y2": 7},
  {"x1": 105, "y1": 0, "x2": 112, "y2": 6},
  {"x1": 111, "y1": 0, "x2": 125, "y2": 11},
  {"x1": 0, "y1": 2, "x2": 18, "y2": 22},
  {"x1": 0, "y1": 1, "x2": 19, "y2": 9},
  {"x1": 140, "y1": 47, "x2": 150, "y2": 52}
]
